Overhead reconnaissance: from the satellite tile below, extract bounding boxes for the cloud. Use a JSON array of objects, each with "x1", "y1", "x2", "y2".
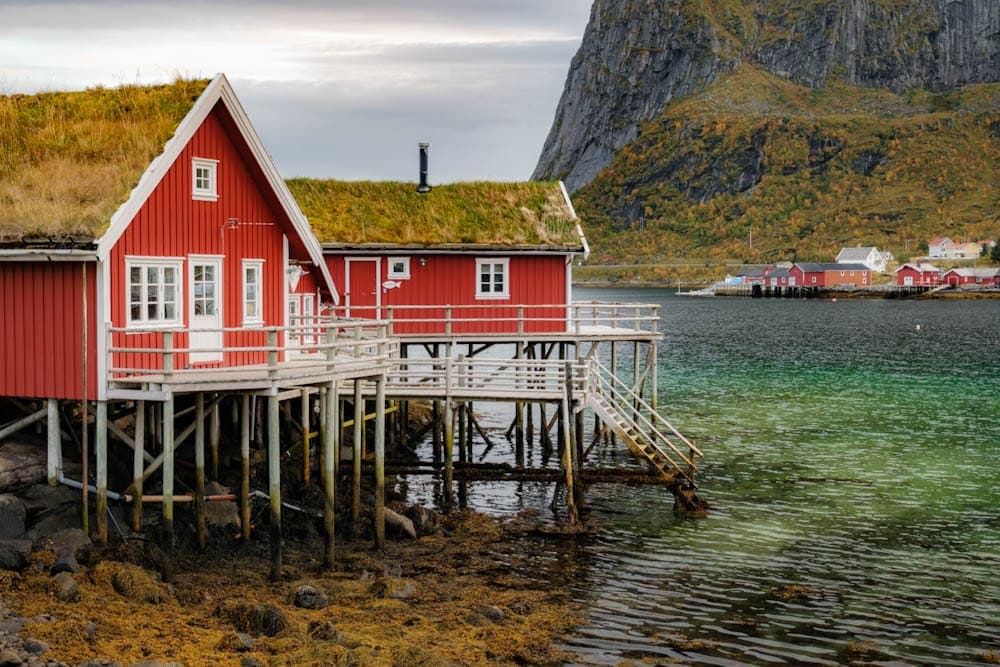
[{"x1": 0, "y1": 0, "x2": 591, "y2": 180}]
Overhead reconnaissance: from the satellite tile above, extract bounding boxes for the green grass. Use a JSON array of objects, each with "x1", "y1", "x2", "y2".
[
  {"x1": 0, "y1": 78, "x2": 208, "y2": 243},
  {"x1": 287, "y1": 179, "x2": 581, "y2": 247},
  {"x1": 576, "y1": 66, "x2": 1000, "y2": 279}
]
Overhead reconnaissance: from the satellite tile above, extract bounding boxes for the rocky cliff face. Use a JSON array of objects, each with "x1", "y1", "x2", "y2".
[{"x1": 534, "y1": 0, "x2": 1000, "y2": 191}]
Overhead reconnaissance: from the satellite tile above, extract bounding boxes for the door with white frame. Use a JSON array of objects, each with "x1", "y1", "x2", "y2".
[{"x1": 189, "y1": 256, "x2": 223, "y2": 363}]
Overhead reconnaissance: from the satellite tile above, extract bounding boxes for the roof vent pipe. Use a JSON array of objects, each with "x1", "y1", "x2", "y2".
[{"x1": 417, "y1": 142, "x2": 431, "y2": 194}]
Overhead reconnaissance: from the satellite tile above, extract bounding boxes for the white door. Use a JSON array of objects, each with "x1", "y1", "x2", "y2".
[
  {"x1": 189, "y1": 257, "x2": 223, "y2": 363},
  {"x1": 345, "y1": 258, "x2": 380, "y2": 319},
  {"x1": 903, "y1": 276, "x2": 914, "y2": 286},
  {"x1": 789, "y1": 276, "x2": 797, "y2": 286}
]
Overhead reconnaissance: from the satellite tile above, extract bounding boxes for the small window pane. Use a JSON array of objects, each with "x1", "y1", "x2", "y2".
[
  {"x1": 163, "y1": 267, "x2": 175, "y2": 284},
  {"x1": 164, "y1": 302, "x2": 175, "y2": 320},
  {"x1": 130, "y1": 267, "x2": 142, "y2": 284},
  {"x1": 147, "y1": 266, "x2": 158, "y2": 283},
  {"x1": 130, "y1": 303, "x2": 141, "y2": 320}
]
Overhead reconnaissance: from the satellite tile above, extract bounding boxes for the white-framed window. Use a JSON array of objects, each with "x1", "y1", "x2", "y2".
[
  {"x1": 192, "y1": 158, "x2": 218, "y2": 201},
  {"x1": 475, "y1": 258, "x2": 509, "y2": 299},
  {"x1": 387, "y1": 257, "x2": 410, "y2": 279},
  {"x1": 811, "y1": 276, "x2": 817, "y2": 284},
  {"x1": 301, "y1": 293, "x2": 315, "y2": 349},
  {"x1": 242, "y1": 259, "x2": 264, "y2": 326},
  {"x1": 126, "y1": 257, "x2": 184, "y2": 328},
  {"x1": 287, "y1": 296, "x2": 300, "y2": 348}
]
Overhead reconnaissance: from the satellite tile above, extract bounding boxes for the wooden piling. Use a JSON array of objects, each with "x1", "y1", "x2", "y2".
[
  {"x1": 561, "y1": 364, "x2": 578, "y2": 525},
  {"x1": 195, "y1": 393, "x2": 206, "y2": 550},
  {"x1": 162, "y1": 395, "x2": 175, "y2": 557},
  {"x1": 323, "y1": 380, "x2": 337, "y2": 568},
  {"x1": 374, "y1": 377, "x2": 386, "y2": 550},
  {"x1": 301, "y1": 387, "x2": 311, "y2": 485},
  {"x1": 268, "y1": 394, "x2": 282, "y2": 581},
  {"x1": 209, "y1": 401, "x2": 220, "y2": 481},
  {"x1": 132, "y1": 400, "x2": 145, "y2": 532},
  {"x1": 240, "y1": 394, "x2": 251, "y2": 543},
  {"x1": 95, "y1": 400, "x2": 108, "y2": 545},
  {"x1": 46, "y1": 399, "x2": 60, "y2": 487},
  {"x1": 351, "y1": 379, "x2": 363, "y2": 535}
]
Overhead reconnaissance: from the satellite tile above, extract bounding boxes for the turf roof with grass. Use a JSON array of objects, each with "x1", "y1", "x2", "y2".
[
  {"x1": 286, "y1": 179, "x2": 584, "y2": 250},
  {"x1": 0, "y1": 78, "x2": 210, "y2": 245}
]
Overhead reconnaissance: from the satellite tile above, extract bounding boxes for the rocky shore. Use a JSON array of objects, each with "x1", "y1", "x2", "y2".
[{"x1": 0, "y1": 437, "x2": 583, "y2": 666}]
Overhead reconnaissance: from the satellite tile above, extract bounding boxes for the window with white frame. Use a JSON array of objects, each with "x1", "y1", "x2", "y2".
[
  {"x1": 301, "y1": 293, "x2": 315, "y2": 349},
  {"x1": 476, "y1": 258, "x2": 509, "y2": 299},
  {"x1": 287, "y1": 296, "x2": 300, "y2": 348},
  {"x1": 126, "y1": 258, "x2": 183, "y2": 327},
  {"x1": 387, "y1": 257, "x2": 410, "y2": 279},
  {"x1": 242, "y1": 260, "x2": 264, "y2": 325},
  {"x1": 192, "y1": 158, "x2": 218, "y2": 201}
]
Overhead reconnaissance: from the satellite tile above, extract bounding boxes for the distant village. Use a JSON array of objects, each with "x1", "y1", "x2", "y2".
[{"x1": 722, "y1": 236, "x2": 999, "y2": 292}]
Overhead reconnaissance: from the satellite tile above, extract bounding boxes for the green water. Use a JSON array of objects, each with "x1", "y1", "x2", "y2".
[{"x1": 565, "y1": 290, "x2": 1000, "y2": 665}]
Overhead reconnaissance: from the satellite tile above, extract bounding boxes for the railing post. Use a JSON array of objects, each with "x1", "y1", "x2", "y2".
[
  {"x1": 445, "y1": 306, "x2": 452, "y2": 336},
  {"x1": 517, "y1": 306, "x2": 524, "y2": 335},
  {"x1": 325, "y1": 324, "x2": 338, "y2": 370},
  {"x1": 163, "y1": 332, "x2": 174, "y2": 380},
  {"x1": 574, "y1": 304, "x2": 581, "y2": 335},
  {"x1": 104, "y1": 322, "x2": 113, "y2": 383},
  {"x1": 387, "y1": 306, "x2": 394, "y2": 336},
  {"x1": 267, "y1": 329, "x2": 278, "y2": 379}
]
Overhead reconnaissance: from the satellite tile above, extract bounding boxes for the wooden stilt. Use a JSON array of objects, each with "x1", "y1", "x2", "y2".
[
  {"x1": 319, "y1": 387, "x2": 327, "y2": 485},
  {"x1": 195, "y1": 393, "x2": 206, "y2": 550},
  {"x1": 132, "y1": 400, "x2": 145, "y2": 532},
  {"x1": 431, "y1": 400, "x2": 441, "y2": 463},
  {"x1": 95, "y1": 400, "x2": 108, "y2": 545},
  {"x1": 351, "y1": 379, "x2": 363, "y2": 536},
  {"x1": 240, "y1": 394, "x2": 251, "y2": 543},
  {"x1": 374, "y1": 377, "x2": 386, "y2": 549},
  {"x1": 444, "y1": 402, "x2": 454, "y2": 507},
  {"x1": 45, "y1": 399, "x2": 60, "y2": 487},
  {"x1": 209, "y1": 401, "x2": 220, "y2": 481},
  {"x1": 162, "y1": 395, "x2": 175, "y2": 558},
  {"x1": 457, "y1": 403, "x2": 467, "y2": 463},
  {"x1": 561, "y1": 364, "x2": 578, "y2": 525},
  {"x1": 301, "y1": 387, "x2": 311, "y2": 485},
  {"x1": 268, "y1": 394, "x2": 282, "y2": 581},
  {"x1": 323, "y1": 380, "x2": 337, "y2": 568}
]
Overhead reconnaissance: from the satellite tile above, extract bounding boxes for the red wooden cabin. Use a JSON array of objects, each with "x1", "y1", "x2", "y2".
[
  {"x1": 790, "y1": 262, "x2": 870, "y2": 288},
  {"x1": 0, "y1": 75, "x2": 335, "y2": 404},
  {"x1": 894, "y1": 263, "x2": 941, "y2": 286},
  {"x1": 286, "y1": 178, "x2": 588, "y2": 336},
  {"x1": 941, "y1": 268, "x2": 1000, "y2": 286}
]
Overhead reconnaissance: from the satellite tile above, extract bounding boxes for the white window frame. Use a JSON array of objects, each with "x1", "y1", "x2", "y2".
[
  {"x1": 242, "y1": 259, "x2": 265, "y2": 327},
  {"x1": 125, "y1": 257, "x2": 184, "y2": 329},
  {"x1": 386, "y1": 257, "x2": 411, "y2": 280},
  {"x1": 192, "y1": 157, "x2": 219, "y2": 201},
  {"x1": 475, "y1": 257, "x2": 510, "y2": 300}
]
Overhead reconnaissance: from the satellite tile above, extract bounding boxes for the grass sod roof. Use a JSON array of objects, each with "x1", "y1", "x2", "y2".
[
  {"x1": 287, "y1": 179, "x2": 583, "y2": 249},
  {"x1": 0, "y1": 78, "x2": 210, "y2": 244}
]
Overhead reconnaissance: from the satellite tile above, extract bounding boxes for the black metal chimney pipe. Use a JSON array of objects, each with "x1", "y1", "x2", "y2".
[{"x1": 417, "y1": 142, "x2": 431, "y2": 194}]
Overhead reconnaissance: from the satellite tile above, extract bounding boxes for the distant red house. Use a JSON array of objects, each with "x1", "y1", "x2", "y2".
[
  {"x1": 941, "y1": 268, "x2": 1000, "y2": 286},
  {"x1": 0, "y1": 76, "x2": 335, "y2": 402},
  {"x1": 287, "y1": 178, "x2": 588, "y2": 335},
  {"x1": 894, "y1": 263, "x2": 941, "y2": 286},
  {"x1": 790, "y1": 263, "x2": 871, "y2": 288}
]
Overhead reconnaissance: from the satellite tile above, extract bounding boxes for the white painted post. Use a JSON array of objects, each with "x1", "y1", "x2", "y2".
[
  {"x1": 96, "y1": 400, "x2": 108, "y2": 544},
  {"x1": 132, "y1": 400, "x2": 145, "y2": 532},
  {"x1": 46, "y1": 399, "x2": 60, "y2": 486}
]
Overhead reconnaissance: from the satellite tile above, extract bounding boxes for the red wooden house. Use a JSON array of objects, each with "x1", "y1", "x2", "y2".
[
  {"x1": 894, "y1": 263, "x2": 941, "y2": 286},
  {"x1": 0, "y1": 75, "x2": 335, "y2": 404},
  {"x1": 941, "y1": 268, "x2": 1000, "y2": 286},
  {"x1": 286, "y1": 177, "x2": 588, "y2": 335},
  {"x1": 790, "y1": 262, "x2": 870, "y2": 287}
]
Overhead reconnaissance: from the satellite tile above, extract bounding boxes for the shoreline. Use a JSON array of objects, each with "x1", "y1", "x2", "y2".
[
  {"x1": 574, "y1": 281, "x2": 1000, "y2": 299},
  {"x1": 3, "y1": 510, "x2": 585, "y2": 666}
]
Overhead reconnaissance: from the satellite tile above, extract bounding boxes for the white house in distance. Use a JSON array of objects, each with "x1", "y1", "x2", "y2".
[
  {"x1": 836, "y1": 246, "x2": 890, "y2": 273},
  {"x1": 928, "y1": 237, "x2": 993, "y2": 260}
]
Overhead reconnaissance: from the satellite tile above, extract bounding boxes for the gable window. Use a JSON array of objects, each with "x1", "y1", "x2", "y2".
[
  {"x1": 387, "y1": 257, "x2": 410, "y2": 280},
  {"x1": 476, "y1": 258, "x2": 509, "y2": 299},
  {"x1": 192, "y1": 158, "x2": 218, "y2": 201},
  {"x1": 242, "y1": 259, "x2": 264, "y2": 326},
  {"x1": 126, "y1": 258, "x2": 183, "y2": 328}
]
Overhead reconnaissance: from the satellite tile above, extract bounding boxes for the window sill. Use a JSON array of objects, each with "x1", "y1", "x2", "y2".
[
  {"x1": 192, "y1": 193, "x2": 218, "y2": 202},
  {"x1": 475, "y1": 293, "x2": 510, "y2": 300},
  {"x1": 124, "y1": 322, "x2": 184, "y2": 333}
]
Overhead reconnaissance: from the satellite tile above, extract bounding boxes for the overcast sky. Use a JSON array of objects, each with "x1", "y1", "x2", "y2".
[{"x1": 0, "y1": 0, "x2": 591, "y2": 182}]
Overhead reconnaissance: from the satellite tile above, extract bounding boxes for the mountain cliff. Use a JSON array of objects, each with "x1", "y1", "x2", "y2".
[{"x1": 534, "y1": 0, "x2": 1000, "y2": 192}]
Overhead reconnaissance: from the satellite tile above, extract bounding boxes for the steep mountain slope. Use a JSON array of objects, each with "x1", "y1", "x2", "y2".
[
  {"x1": 573, "y1": 65, "x2": 999, "y2": 270},
  {"x1": 535, "y1": 0, "x2": 1000, "y2": 192}
]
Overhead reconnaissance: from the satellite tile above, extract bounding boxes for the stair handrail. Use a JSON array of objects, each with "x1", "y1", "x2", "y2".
[{"x1": 590, "y1": 358, "x2": 702, "y2": 458}]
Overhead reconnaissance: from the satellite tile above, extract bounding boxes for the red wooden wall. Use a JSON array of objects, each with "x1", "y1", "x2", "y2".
[
  {"x1": 0, "y1": 262, "x2": 98, "y2": 400},
  {"x1": 109, "y1": 102, "x2": 300, "y2": 373},
  {"x1": 324, "y1": 253, "x2": 569, "y2": 334}
]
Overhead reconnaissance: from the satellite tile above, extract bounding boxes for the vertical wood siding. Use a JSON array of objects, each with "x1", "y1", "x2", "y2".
[
  {"x1": 108, "y1": 103, "x2": 301, "y2": 373},
  {"x1": 325, "y1": 253, "x2": 569, "y2": 334},
  {"x1": 0, "y1": 262, "x2": 97, "y2": 400}
]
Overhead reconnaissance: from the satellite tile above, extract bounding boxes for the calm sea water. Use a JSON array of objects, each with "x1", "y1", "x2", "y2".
[{"x1": 411, "y1": 289, "x2": 1000, "y2": 666}]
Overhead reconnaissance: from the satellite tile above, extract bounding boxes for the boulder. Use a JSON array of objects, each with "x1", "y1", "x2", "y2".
[
  {"x1": 109, "y1": 563, "x2": 165, "y2": 604},
  {"x1": 0, "y1": 539, "x2": 31, "y2": 572},
  {"x1": 403, "y1": 504, "x2": 437, "y2": 536},
  {"x1": 34, "y1": 528, "x2": 92, "y2": 566},
  {"x1": 0, "y1": 495, "x2": 27, "y2": 539},
  {"x1": 384, "y1": 508, "x2": 416, "y2": 540},
  {"x1": 21, "y1": 639, "x2": 49, "y2": 656},
  {"x1": 478, "y1": 605, "x2": 505, "y2": 622},
  {"x1": 0, "y1": 441, "x2": 46, "y2": 493},
  {"x1": 51, "y1": 551, "x2": 80, "y2": 575},
  {"x1": 0, "y1": 648, "x2": 22, "y2": 667},
  {"x1": 291, "y1": 585, "x2": 328, "y2": 610},
  {"x1": 239, "y1": 659, "x2": 263, "y2": 667},
  {"x1": 216, "y1": 631, "x2": 254, "y2": 653},
  {"x1": 204, "y1": 482, "x2": 240, "y2": 534},
  {"x1": 307, "y1": 620, "x2": 341, "y2": 642},
  {"x1": 216, "y1": 599, "x2": 287, "y2": 637},
  {"x1": 51, "y1": 572, "x2": 80, "y2": 602}
]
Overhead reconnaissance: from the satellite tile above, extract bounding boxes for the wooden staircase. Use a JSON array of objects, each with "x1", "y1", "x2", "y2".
[{"x1": 585, "y1": 360, "x2": 707, "y2": 513}]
